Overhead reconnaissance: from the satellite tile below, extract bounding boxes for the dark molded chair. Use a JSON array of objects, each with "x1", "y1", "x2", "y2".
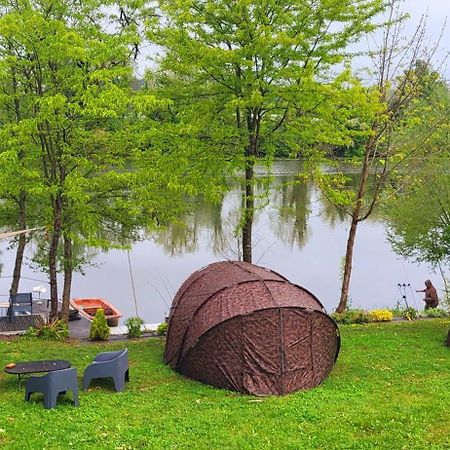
[
  {"x1": 9, "y1": 293, "x2": 32, "y2": 321},
  {"x1": 25, "y1": 368, "x2": 79, "y2": 409},
  {"x1": 82, "y1": 349, "x2": 129, "y2": 392}
]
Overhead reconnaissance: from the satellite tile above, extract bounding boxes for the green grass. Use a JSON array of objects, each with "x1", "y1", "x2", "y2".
[{"x1": 1, "y1": 319, "x2": 450, "y2": 449}]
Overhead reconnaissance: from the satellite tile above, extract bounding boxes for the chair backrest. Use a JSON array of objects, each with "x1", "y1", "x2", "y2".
[
  {"x1": 48, "y1": 367, "x2": 77, "y2": 381},
  {"x1": 11, "y1": 293, "x2": 32, "y2": 305},
  {"x1": 9, "y1": 293, "x2": 32, "y2": 319},
  {"x1": 94, "y1": 349, "x2": 128, "y2": 363}
]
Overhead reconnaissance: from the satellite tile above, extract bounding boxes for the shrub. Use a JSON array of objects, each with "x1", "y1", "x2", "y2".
[
  {"x1": 390, "y1": 305, "x2": 405, "y2": 318},
  {"x1": 125, "y1": 316, "x2": 145, "y2": 338},
  {"x1": 370, "y1": 309, "x2": 393, "y2": 322},
  {"x1": 423, "y1": 307, "x2": 448, "y2": 318},
  {"x1": 89, "y1": 309, "x2": 110, "y2": 340},
  {"x1": 331, "y1": 309, "x2": 373, "y2": 324},
  {"x1": 23, "y1": 319, "x2": 69, "y2": 340},
  {"x1": 156, "y1": 322, "x2": 168, "y2": 335},
  {"x1": 403, "y1": 307, "x2": 418, "y2": 321}
]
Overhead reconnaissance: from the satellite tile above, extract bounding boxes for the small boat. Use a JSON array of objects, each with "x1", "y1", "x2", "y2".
[{"x1": 70, "y1": 298, "x2": 122, "y2": 327}]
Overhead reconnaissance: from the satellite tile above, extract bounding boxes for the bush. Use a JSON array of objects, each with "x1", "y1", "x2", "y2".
[
  {"x1": 423, "y1": 307, "x2": 448, "y2": 318},
  {"x1": 89, "y1": 309, "x2": 110, "y2": 340},
  {"x1": 403, "y1": 307, "x2": 418, "y2": 321},
  {"x1": 156, "y1": 322, "x2": 168, "y2": 335},
  {"x1": 125, "y1": 317, "x2": 145, "y2": 338},
  {"x1": 24, "y1": 319, "x2": 69, "y2": 340},
  {"x1": 370, "y1": 309, "x2": 393, "y2": 322},
  {"x1": 331, "y1": 309, "x2": 373, "y2": 324}
]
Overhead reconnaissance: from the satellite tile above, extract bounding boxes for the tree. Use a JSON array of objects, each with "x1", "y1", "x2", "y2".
[
  {"x1": 0, "y1": 0, "x2": 226, "y2": 321},
  {"x1": 148, "y1": 0, "x2": 386, "y2": 262},
  {"x1": 385, "y1": 151, "x2": 450, "y2": 288},
  {"x1": 330, "y1": 0, "x2": 450, "y2": 312}
]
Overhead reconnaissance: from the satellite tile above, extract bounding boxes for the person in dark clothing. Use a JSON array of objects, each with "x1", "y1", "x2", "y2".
[{"x1": 416, "y1": 279, "x2": 439, "y2": 309}]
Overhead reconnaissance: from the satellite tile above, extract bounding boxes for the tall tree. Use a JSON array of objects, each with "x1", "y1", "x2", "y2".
[
  {"x1": 0, "y1": 0, "x2": 225, "y2": 321},
  {"x1": 331, "y1": 0, "x2": 449, "y2": 312},
  {"x1": 148, "y1": 0, "x2": 386, "y2": 262}
]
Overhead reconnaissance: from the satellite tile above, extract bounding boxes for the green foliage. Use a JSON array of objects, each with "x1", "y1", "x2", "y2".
[
  {"x1": 331, "y1": 309, "x2": 373, "y2": 324},
  {"x1": 2, "y1": 320, "x2": 450, "y2": 448},
  {"x1": 0, "y1": 0, "x2": 211, "y2": 319},
  {"x1": 390, "y1": 305, "x2": 406, "y2": 318},
  {"x1": 384, "y1": 155, "x2": 450, "y2": 268},
  {"x1": 149, "y1": 0, "x2": 386, "y2": 257},
  {"x1": 23, "y1": 319, "x2": 69, "y2": 341},
  {"x1": 125, "y1": 317, "x2": 145, "y2": 338},
  {"x1": 156, "y1": 322, "x2": 168, "y2": 336},
  {"x1": 89, "y1": 309, "x2": 110, "y2": 341},
  {"x1": 422, "y1": 308, "x2": 448, "y2": 318},
  {"x1": 403, "y1": 307, "x2": 418, "y2": 321}
]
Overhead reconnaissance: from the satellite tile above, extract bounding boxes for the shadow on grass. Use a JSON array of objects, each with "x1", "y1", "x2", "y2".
[{"x1": 84, "y1": 377, "x2": 119, "y2": 392}]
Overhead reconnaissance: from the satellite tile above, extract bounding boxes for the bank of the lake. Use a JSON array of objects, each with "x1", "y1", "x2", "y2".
[
  {"x1": 0, "y1": 160, "x2": 437, "y2": 324},
  {"x1": 1, "y1": 319, "x2": 450, "y2": 449}
]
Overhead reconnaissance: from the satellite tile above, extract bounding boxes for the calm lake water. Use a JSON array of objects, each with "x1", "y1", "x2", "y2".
[{"x1": 0, "y1": 160, "x2": 437, "y2": 323}]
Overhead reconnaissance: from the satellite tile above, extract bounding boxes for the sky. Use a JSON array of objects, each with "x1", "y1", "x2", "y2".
[{"x1": 379, "y1": 0, "x2": 450, "y2": 78}]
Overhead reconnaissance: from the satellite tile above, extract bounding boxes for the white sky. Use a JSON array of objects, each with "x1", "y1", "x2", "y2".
[{"x1": 380, "y1": 0, "x2": 449, "y2": 77}]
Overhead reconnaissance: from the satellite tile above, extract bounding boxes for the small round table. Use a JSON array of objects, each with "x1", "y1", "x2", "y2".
[{"x1": 4, "y1": 360, "x2": 71, "y2": 386}]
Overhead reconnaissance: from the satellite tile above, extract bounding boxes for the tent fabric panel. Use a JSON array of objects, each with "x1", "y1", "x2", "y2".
[
  {"x1": 282, "y1": 310, "x2": 339, "y2": 393},
  {"x1": 181, "y1": 281, "x2": 324, "y2": 360},
  {"x1": 165, "y1": 278, "x2": 217, "y2": 367},
  {"x1": 242, "y1": 309, "x2": 282, "y2": 395},
  {"x1": 311, "y1": 313, "x2": 340, "y2": 386},
  {"x1": 165, "y1": 263, "x2": 261, "y2": 367},
  {"x1": 181, "y1": 281, "x2": 278, "y2": 359},
  {"x1": 232, "y1": 261, "x2": 288, "y2": 282},
  {"x1": 281, "y1": 308, "x2": 313, "y2": 373},
  {"x1": 179, "y1": 317, "x2": 243, "y2": 392},
  {"x1": 265, "y1": 281, "x2": 324, "y2": 312}
]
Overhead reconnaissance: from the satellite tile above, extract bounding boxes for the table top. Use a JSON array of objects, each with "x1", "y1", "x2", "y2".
[{"x1": 4, "y1": 360, "x2": 71, "y2": 375}]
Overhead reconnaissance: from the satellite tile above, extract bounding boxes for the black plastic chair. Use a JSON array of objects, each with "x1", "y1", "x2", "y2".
[
  {"x1": 9, "y1": 293, "x2": 33, "y2": 321},
  {"x1": 82, "y1": 349, "x2": 129, "y2": 392},
  {"x1": 25, "y1": 368, "x2": 79, "y2": 409}
]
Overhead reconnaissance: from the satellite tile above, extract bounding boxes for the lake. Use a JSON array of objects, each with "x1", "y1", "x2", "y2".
[{"x1": 0, "y1": 160, "x2": 437, "y2": 323}]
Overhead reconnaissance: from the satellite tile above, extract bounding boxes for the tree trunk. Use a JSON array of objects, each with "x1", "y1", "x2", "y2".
[
  {"x1": 242, "y1": 163, "x2": 254, "y2": 263},
  {"x1": 49, "y1": 196, "x2": 62, "y2": 320},
  {"x1": 336, "y1": 142, "x2": 372, "y2": 312},
  {"x1": 241, "y1": 109, "x2": 260, "y2": 263},
  {"x1": 336, "y1": 216, "x2": 359, "y2": 313},
  {"x1": 61, "y1": 232, "x2": 72, "y2": 322},
  {"x1": 10, "y1": 194, "x2": 27, "y2": 296}
]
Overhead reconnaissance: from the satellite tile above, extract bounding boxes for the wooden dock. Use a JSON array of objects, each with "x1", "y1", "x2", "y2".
[
  {"x1": 0, "y1": 300, "x2": 91, "y2": 338},
  {"x1": 0, "y1": 314, "x2": 44, "y2": 333}
]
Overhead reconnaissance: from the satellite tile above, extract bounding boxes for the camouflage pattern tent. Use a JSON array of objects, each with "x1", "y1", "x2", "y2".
[{"x1": 165, "y1": 261, "x2": 340, "y2": 396}]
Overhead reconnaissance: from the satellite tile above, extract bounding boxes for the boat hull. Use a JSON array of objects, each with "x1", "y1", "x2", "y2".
[{"x1": 70, "y1": 298, "x2": 122, "y2": 327}]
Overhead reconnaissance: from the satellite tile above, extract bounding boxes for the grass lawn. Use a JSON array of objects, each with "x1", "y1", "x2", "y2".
[{"x1": 1, "y1": 319, "x2": 450, "y2": 449}]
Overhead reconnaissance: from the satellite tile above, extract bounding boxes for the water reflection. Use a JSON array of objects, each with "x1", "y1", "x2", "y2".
[{"x1": 0, "y1": 160, "x2": 436, "y2": 323}]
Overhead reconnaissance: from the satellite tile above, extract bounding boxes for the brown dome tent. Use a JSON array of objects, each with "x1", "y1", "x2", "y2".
[{"x1": 164, "y1": 261, "x2": 340, "y2": 396}]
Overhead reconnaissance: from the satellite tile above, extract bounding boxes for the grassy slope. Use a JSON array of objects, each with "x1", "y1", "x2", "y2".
[{"x1": 1, "y1": 319, "x2": 450, "y2": 450}]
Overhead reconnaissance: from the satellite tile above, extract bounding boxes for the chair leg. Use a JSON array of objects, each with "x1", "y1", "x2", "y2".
[
  {"x1": 82, "y1": 375, "x2": 91, "y2": 391},
  {"x1": 125, "y1": 369, "x2": 130, "y2": 382},
  {"x1": 113, "y1": 375, "x2": 125, "y2": 392},
  {"x1": 43, "y1": 392, "x2": 58, "y2": 409},
  {"x1": 25, "y1": 390, "x2": 32, "y2": 402},
  {"x1": 72, "y1": 385, "x2": 79, "y2": 407}
]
